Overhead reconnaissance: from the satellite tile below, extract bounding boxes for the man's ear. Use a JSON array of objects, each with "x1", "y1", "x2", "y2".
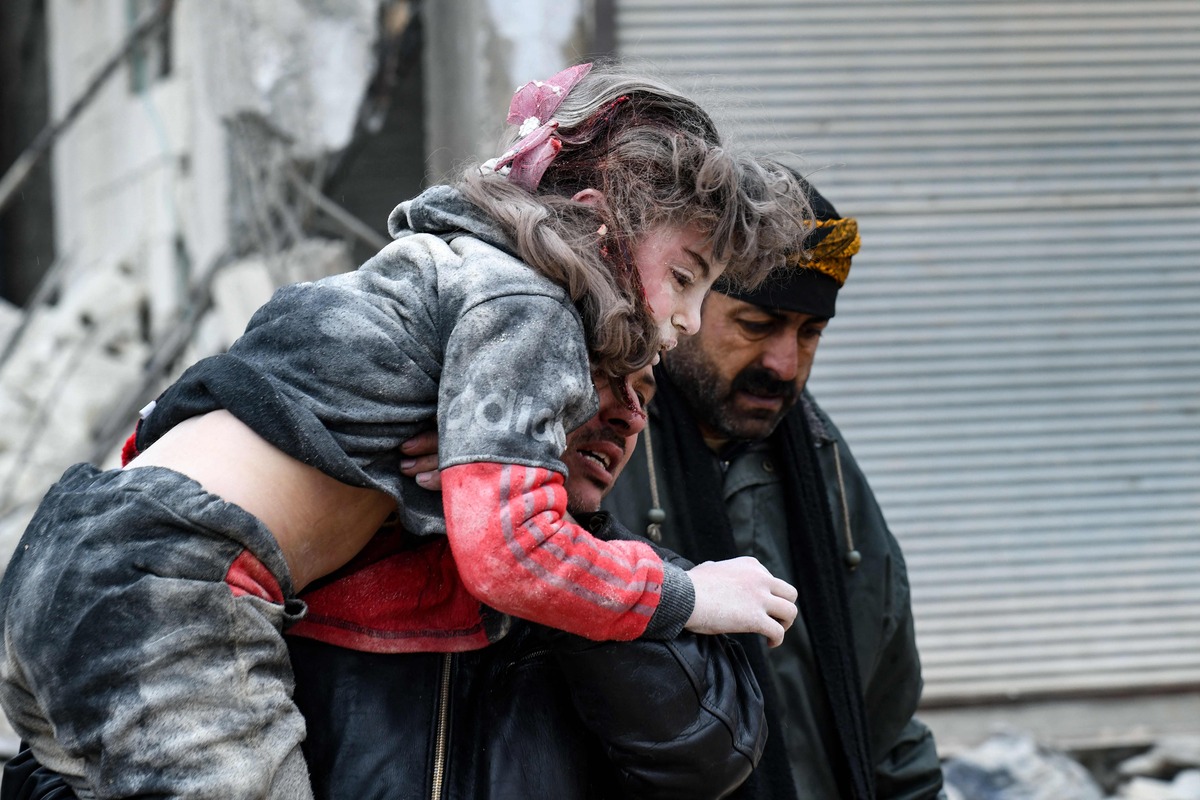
[{"x1": 572, "y1": 188, "x2": 607, "y2": 208}]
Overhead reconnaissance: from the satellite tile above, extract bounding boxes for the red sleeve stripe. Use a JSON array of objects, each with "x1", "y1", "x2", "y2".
[
  {"x1": 498, "y1": 464, "x2": 661, "y2": 599},
  {"x1": 516, "y1": 463, "x2": 660, "y2": 570},
  {"x1": 517, "y1": 509, "x2": 663, "y2": 605},
  {"x1": 443, "y1": 461, "x2": 664, "y2": 641}
]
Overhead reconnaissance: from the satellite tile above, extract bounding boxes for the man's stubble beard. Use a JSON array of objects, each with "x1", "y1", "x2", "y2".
[{"x1": 665, "y1": 339, "x2": 796, "y2": 443}]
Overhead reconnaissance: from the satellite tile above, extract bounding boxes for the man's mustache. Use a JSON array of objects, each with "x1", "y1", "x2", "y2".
[
  {"x1": 731, "y1": 367, "x2": 796, "y2": 402},
  {"x1": 573, "y1": 424, "x2": 627, "y2": 456}
]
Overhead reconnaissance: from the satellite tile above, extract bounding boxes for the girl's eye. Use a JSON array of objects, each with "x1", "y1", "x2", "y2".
[{"x1": 672, "y1": 269, "x2": 694, "y2": 288}]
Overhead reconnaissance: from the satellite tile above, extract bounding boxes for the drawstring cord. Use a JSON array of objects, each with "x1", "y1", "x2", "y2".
[
  {"x1": 831, "y1": 441, "x2": 861, "y2": 570},
  {"x1": 643, "y1": 421, "x2": 665, "y2": 542}
]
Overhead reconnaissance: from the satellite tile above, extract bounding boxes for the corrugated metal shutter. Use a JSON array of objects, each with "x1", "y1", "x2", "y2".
[{"x1": 617, "y1": 0, "x2": 1200, "y2": 706}]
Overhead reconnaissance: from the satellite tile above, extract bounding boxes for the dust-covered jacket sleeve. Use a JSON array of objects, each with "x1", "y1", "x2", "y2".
[{"x1": 551, "y1": 513, "x2": 766, "y2": 799}]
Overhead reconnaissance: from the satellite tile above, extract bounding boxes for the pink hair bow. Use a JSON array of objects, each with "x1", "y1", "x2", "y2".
[{"x1": 482, "y1": 63, "x2": 593, "y2": 191}]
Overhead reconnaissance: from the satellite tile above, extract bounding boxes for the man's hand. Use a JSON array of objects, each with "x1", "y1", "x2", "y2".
[
  {"x1": 400, "y1": 431, "x2": 441, "y2": 490},
  {"x1": 684, "y1": 557, "x2": 798, "y2": 648}
]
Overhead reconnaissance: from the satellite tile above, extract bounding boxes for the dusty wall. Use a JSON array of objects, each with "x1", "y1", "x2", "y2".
[{"x1": 0, "y1": 0, "x2": 384, "y2": 552}]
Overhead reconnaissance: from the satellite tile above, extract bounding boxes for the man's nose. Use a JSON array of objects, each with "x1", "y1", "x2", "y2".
[
  {"x1": 605, "y1": 399, "x2": 647, "y2": 436},
  {"x1": 759, "y1": 333, "x2": 800, "y2": 382}
]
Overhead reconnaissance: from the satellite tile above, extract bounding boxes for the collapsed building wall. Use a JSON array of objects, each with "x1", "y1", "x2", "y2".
[{"x1": 0, "y1": 0, "x2": 391, "y2": 561}]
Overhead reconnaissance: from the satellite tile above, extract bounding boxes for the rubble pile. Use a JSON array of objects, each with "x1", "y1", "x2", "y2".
[{"x1": 944, "y1": 733, "x2": 1200, "y2": 800}]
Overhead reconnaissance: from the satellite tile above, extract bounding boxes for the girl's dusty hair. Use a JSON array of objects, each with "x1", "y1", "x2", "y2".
[{"x1": 460, "y1": 63, "x2": 809, "y2": 376}]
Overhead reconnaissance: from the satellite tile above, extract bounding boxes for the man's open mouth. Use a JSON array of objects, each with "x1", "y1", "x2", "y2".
[{"x1": 579, "y1": 448, "x2": 613, "y2": 470}]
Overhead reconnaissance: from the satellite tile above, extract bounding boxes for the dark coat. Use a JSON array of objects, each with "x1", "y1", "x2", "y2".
[
  {"x1": 603, "y1": 390, "x2": 945, "y2": 800},
  {"x1": 289, "y1": 511, "x2": 766, "y2": 800}
]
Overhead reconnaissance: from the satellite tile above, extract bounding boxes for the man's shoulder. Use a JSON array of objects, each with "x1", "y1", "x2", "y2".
[
  {"x1": 798, "y1": 390, "x2": 910, "y2": 561},
  {"x1": 799, "y1": 390, "x2": 841, "y2": 446}
]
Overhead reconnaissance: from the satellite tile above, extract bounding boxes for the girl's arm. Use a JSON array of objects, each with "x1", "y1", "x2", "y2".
[
  {"x1": 443, "y1": 462, "x2": 797, "y2": 643},
  {"x1": 442, "y1": 462, "x2": 686, "y2": 640}
]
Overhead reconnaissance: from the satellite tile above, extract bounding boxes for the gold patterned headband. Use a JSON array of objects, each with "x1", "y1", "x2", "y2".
[{"x1": 785, "y1": 217, "x2": 860, "y2": 287}]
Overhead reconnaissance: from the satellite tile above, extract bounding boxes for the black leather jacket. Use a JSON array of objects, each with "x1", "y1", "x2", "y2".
[
  {"x1": 291, "y1": 622, "x2": 764, "y2": 799},
  {"x1": 2, "y1": 513, "x2": 766, "y2": 800},
  {"x1": 291, "y1": 511, "x2": 766, "y2": 800}
]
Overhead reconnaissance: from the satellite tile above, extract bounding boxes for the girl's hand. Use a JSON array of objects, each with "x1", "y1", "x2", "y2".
[{"x1": 684, "y1": 557, "x2": 798, "y2": 647}]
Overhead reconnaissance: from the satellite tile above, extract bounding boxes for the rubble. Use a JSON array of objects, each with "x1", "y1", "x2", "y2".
[
  {"x1": 196, "y1": 0, "x2": 381, "y2": 159},
  {"x1": 1117, "y1": 772, "x2": 1200, "y2": 800},
  {"x1": 0, "y1": 299, "x2": 17, "y2": 351},
  {"x1": 944, "y1": 733, "x2": 1200, "y2": 800},
  {"x1": 1120, "y1": 737, "x2": 1200, "y2": 781},
  {"x1": 943, "y1": 732, "x2": 1106, "y2": 800},
  {"x1": 0, "y1": 259, "x2": 149, "y2": 529}
]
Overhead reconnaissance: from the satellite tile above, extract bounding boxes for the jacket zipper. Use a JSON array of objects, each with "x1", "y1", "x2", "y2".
[
  {"x1": 430, "y1": 652, "x2": 453, "y2": 800},
  {"x1": 512, "y1": 647, "x2": 551, "y2": 666}
]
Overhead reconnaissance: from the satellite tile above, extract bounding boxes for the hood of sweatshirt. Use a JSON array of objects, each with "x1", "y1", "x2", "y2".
[{"x1": 387, "y1": 185, "x2": 516, "y2": 256}]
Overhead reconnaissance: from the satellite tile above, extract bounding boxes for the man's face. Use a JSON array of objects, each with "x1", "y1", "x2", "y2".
[
  {"x1": 563, "y1": 366, "x2": 657, "y2": 514},
  {"x1": 664, "y1": 293, "x2": 828, "y2": 443}
]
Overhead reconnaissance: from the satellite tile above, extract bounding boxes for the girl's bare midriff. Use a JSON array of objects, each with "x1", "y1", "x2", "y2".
[{"x1": 125, "y1": 410, "x2": 397, "y2": 591}]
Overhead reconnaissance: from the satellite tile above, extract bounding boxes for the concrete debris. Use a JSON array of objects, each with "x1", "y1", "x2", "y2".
[
  {"x1": 0, "y1": 260, "x2": 150, "y2": 515},
  {"x1": 1120, "y1": 737, "x2": 1200, "y2": 780},
  {"x1": 1118, "y1": 771, "x2": 1200, "y2": 800},
  {"x1": 942, "y1": 732, "x2": 1200, "y2": 800},
  {"x1": 943, "y1": 732, "x2": 1106, "y2": 800},
  {"x1": 271, "y1": 238, "x2": 356, "y2": 286},
  {"x1": 197, "y1": 0, "x2": 381, "y2": 158}
]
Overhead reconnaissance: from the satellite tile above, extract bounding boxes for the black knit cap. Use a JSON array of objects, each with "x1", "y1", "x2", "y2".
[{"x1": 716, "y1": 174, "x2": 859, "y2": 318}]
